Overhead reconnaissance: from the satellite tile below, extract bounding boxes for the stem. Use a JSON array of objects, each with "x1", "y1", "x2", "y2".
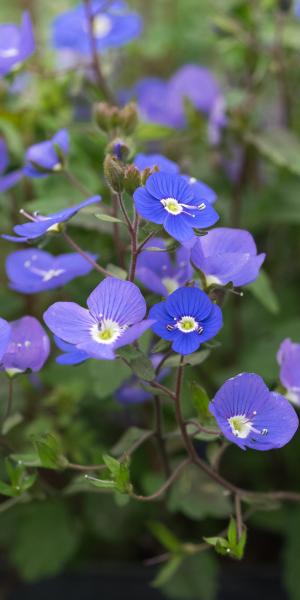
[
  {"x1": 62, "y1": 231, "x2": 112, "y2": 277},
  {"x1": 136, "y1": 230, "x2": 157, "y2": 254},
  {"x1": 83, "y1": 0, "x2": 115, "y2": 103},
  {"x1": 64, "y1": 169, "x2": 92, "y2": 198},
  {"x1": 117, "y1": 192, "x2": 133, "y2": 233},
  {"x1": 111, "y1": 192, "x2": 125, "y2": 269},
  {"x1": 131, "y1": 458, "x2": 190, "y2": 502},
  {"x1": 154, "y1": 396, "x2": 171, "y2": 477},
  {"x1": 128, "y1": 210, "x2": 139, "y2": 282},
  {"x1": 235, "y1": 494, "x2": 243, "y2": 541},
  {"x1": 3, "y1": 379, "x2": 14, "y2": 424}
]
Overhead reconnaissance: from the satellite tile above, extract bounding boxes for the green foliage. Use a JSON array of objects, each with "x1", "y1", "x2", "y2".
[
  {"x1": 158, "y1": 553, "x2": 218, "y2": 600},
  {"x1": 204, "y1": 517, "x2": 247, "y2": 560}
]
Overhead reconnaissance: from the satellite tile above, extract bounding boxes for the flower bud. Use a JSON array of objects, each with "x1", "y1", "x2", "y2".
[
  {"x1": 119, "y1": 102, "x2": 138, "y2": 135},
  {"x1": 104, "y1": 154, "x2": 124, "y2": 193},
  {"x1": 107, "y1": 138, "x2": 130, "y2": 161},
  {"x1": 94, "y1": 102, "x2": 119, "y2": 132},
  {"x1": 124, "y1": 164, "x2": 142, "y2": 194},
  {"x1": 141, "y1": 165, "x2": 159, "y2": 185}
]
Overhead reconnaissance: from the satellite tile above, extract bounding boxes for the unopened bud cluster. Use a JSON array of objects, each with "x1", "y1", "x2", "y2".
[{"x1": 94, "y1": 101, "x2": 138, "y2": 136}]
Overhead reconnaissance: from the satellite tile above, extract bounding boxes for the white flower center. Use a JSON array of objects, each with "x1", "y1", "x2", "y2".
[
  {"x1": 91, "y1": 318, "x2": 127, "y2": 345},
  {"x1": 92, "y1": 14, "x2": 112, "y2": 38},
  {"x1": 0, "y1": 47, "x2": 18, "y2": 58},
  {"x1": 205, "y1": 274, "x2": 222, "y2": 287},
  {"x1": 177, "y1": 315, "x2": 199, "y2": 333},
  {"x1": 228, "y1": 414, "x2": 268, "y2": 439},
  {"x1": 53, "y1": 162, "x2": 62, "y2": 172},
  {"x1": 162, "y1": 277, "x2": 179, "y2": 294},
  {"x1": 24, "y1": 259, "x2": 65, "y2": 282},
  {"x1": 161, "y1": 197, "x2": 183, "y2": 215}
]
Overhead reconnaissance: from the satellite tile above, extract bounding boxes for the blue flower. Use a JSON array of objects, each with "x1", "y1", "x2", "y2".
[
  {"x1": 2, "y1": 196, "x2": 100, "y2": 243},
  {"x1": 209, "y1": 373, "x2": 299, "y2": 451},
  {"x1": 136, "y1": 238, "x2": 193, "y2": 296},
  {"x1": 0, "y1": 138, "x2": 22, "y2": 193},
  {"x1": 277, "y1": 339, "x2": 300, "y2": 405},
  {"x1": 0, "y1": 316, "x2": 50, "y2": 375},
  {"x1": 52, "y1": 1, "x2": 142, "y2": 55},
  {"x1": 133, "y1": 172, "x2": 219, "y2": 243},
  {"x1": 149, "y1": 286, "x2": 222, "y2": 355},
  {"x1": 190, "y1": 227, "x2": 265, "y2": 287},
  {"x1": 43, "y1": 277, "x2": 153, "y2": 361},
  {"x1": 23, "y1": 129, "x2": 69, "y2": 178},
  {"x1": 116, "y1": 354, "x2": 170, "y2": 405},
  {"x1": 6, "y1": 248, "x2": 96, "y2": 294},
  {"x1": 54, "y1": 337, "x2": 89, "y2": 365},
  {"x1": 134, "y1": 153, "x2": 217, "y2": 205},
  {"x1": 134, "y1": 153, "x2": 180, "y2": 175},
  {"x1": 0, "y1": 12, "x2": 35, "y2": 78},
  {"x1": 125, "y1": 65, "x2": 226, "y2": 141}
]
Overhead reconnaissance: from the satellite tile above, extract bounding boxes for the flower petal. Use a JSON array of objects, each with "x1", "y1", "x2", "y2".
[
  {"x1": 87, "y1": 277, "x2": 146, "y2": 326},
  {"x1": 133, "y1": 187, "x2": 165, "y2": 223},
  {"x1": 165, "y1": 287, "x2": 213, "y2": 321},
  {"x1": 0, "y1": 318, "x2": 11, "y2": 360},
  {"x1": 43, "y1": 302, "x2": 95, "y2": 344}
]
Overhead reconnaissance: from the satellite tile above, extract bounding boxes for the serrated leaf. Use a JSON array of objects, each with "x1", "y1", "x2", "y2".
[
  {"x1": 95, "y1": 213, "x2": 124, "y2": 224},
  {"x1": 248, "y1": 270, "x2": 279, "y2": 314},
  {"x1": 32, "y1": 433, "x2": 68, "y2": 470}
]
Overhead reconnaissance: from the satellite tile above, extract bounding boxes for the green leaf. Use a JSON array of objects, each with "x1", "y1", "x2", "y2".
[
  {"x1": 84, "y1": 475, "x2": 117, "y2": 490},
  {"x1": 11, "y1": 453, "x2": 41, "y2": 467},
  {"x1": 190, "y1": 381, "x2": 210, "y2": 421},
  {"x1": 247, "y1": 270, "x2": 279, "y2": 314},
  {"x1": 10, "y1": 498, "x2": 80, "y2": 581},
  {"x1": 151, "y1": 339, "x2": 171, "y2": 354},
  {"x1": 111, "y1": 427, "x2": 151, "y2": 456},
  {"x1": 159, "y1": 552, "x2": 218, "y2": 599},
  {"x1": 227, "y1": 517, "x2": 237, "y2": 547},
  {"x1": 106, "y1": 264, "x2": 127, "y2": 280},
  {"x1": 2, "y1": 412, "x2": 23, "y2": 435},
  {"x1": 234, "y1": 528, "x2": 247, "y2": 560},
  {"x1": 246, "y1": 128, "x2": 300, "y2": 177},
  {"x1": 164, "y1": 350, "x2": 210, "y2": 368},
  {"x1": 129, "y1": 354, "x2": 156, "y2": 381},
  {"x1": 148, "y1": 521, "x2": 182, "y2": 552},
  {"x1": 152, "y1": 556, "x2": 183, "y2": 588},
  {"x1": 103, "y1": 454, "x2": 122, "y2": 478},
  {"x1": 95, "y1": 213, "x2": 124, "y2": 224},
  {"x1": 136, "y1": 122, "x2": 173, "y2": 141},
  {"x1": 0, "y1": 481, "x2": 18, "y2": 498},
  {"x1": 283, "y1": 507, "x2": 300, "y2": 599},
  {"x1": 32, "y1": 433, "x2": 68, "y2": 470},
  {"x1": 168, "y1": 464, "x2": 231, "y2": 520}
]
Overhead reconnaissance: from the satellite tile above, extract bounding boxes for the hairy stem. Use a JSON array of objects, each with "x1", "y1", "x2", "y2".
[
  {"x1": 62, "y1": 231, "x2": 112, "y2": 277},
  {"x1": 83, "y1": 0, "x2": 115, "y2": 103}
]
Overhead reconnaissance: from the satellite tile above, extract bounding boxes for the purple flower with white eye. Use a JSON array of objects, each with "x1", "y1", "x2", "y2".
[
  {"x1": 190, "y1": 227, "x2": 265, "y2": 287},
  {"x1": 43, "y1": 277, "x2": 153, "y2": 361},
  {"x1": 52, "y1": 1, "x2": 142, "y2": 55},
  {"x1": 127, "y1": 65, "x2": 226, "y2": 141},
  {"x1": 23, "y1": 129, "x2": 69, "y2": 178},
  {"x1": 2, "y1": 196, "x2": 100, "y2": 244},
  {"x1": 134, "y1": 153, "x2": 180, "y2": 175},
  {"x1": 277, "y1": 339, "x2": 300, "y2": 405},
  {"x1": 54, "y1": 337, "x2": 89, "y2": 365},
  {"x1": 0, "y1": 12, "x2": 35, "y2": 78},
  {"x1": 0, "y1": 316, "x2": 50, "y2": 376},
  {"x1": 133, "y1": 173, "x2": 219, "y2": 243},
  {"x1": 136, "y1": 238, "x2": 193, "y2": 296},
  {"x1": 149, "y1": 286, "x2": 222, "y2": 355},
  {"x1": 0, "y1": 138, "x2": 22, "y2": 193},
  {"x1": 116, "y1": 354, "x2": 170, "y2": 405},
  {"x1": 134, "y1": 153, "x2": 217, "y2": 205},
  {"x1": 6, "y1": 248, "x2": 96, "y2": 294},
  {"x1": 209, "y1": 373, "x2": 299, "y2": 451}
]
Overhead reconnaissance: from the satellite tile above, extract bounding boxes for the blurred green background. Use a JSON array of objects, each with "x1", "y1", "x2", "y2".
[{"x1": 1, "y1": 0, "x2": 300, "y2": 598}]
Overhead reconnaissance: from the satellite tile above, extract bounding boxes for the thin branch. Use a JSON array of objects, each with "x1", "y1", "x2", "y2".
[
  {"x1": 63, "y1": 169, "x2": 92, "y2": 198},
  {"x1": 128, "y1": 209, "x2": 139, "y2": 282},
  {"x1": 83, "y1": 0, "x2": 115, "y2": 103},
  {"x1": 131, "y1": 458, "x2": 190, "y2": 502},
  {"x1": 62, "y1": 231, "x2": 113, "y2": 277},
  {"x1": 235, "y1": 494, "x2": 243, "y2": 541}
]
